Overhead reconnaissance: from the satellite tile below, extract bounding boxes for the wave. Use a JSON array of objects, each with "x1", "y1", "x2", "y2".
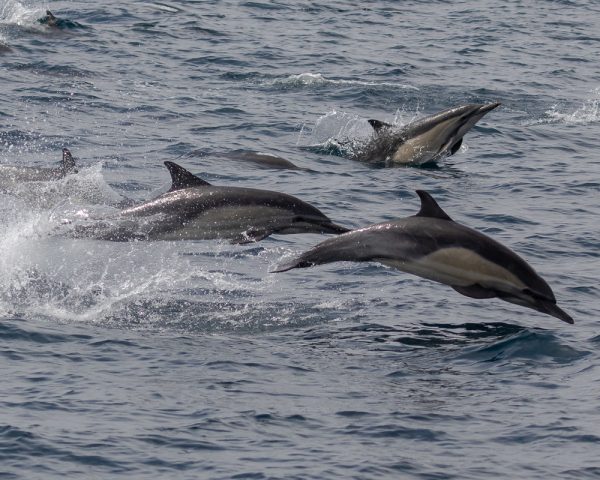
[
  {"x1": 0, "y1": 0, "x2": 39, "y2": 25},
  {"x1": 265, "y1": 72, "x2": 418, "y2": 91},
  {"x1": 0, "y1": 201, "x2": 347, "y2": 333},
  {"x1": 0, "y1": 0, "x2": 84, "y2": 44},
  {"x1": 533, "y1": 87, "x2": 600, "y2": 125},
  {"x1": 0, "y1": 163, "x2": 126, "y2": 209},
  {"x1": 456, "y1": 329, "x2": 589, "y2": 365}
]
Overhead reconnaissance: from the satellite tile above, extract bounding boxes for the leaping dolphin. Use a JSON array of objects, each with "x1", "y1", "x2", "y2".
[
  {"x1": 70, "y1": 161, "x2": 349, "y2": 243},
  {"x1": 273, "y1": 190, "x2": 573, "y2": 324},
  {"x1": 0, "y1": 148, "x2": 77, "y2": 182},
  {"x1": 356, "y1": 102, "x2": 500, "y2": 166}
]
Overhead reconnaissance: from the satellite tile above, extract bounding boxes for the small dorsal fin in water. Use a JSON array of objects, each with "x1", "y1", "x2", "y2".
[
  {"x1": 414, "y1": 190, "x2": 453, "y2": 221},
  {"x1": 368, "y1": 119, "x2": 393, "y2": 133},
  {"x1": 40, "y1": 10, "x2": 58, "y2": 27},
  {"x1": 164, "y1": 161, "x2": 211, "y2": 191},
  {"x1": 61, "y1": 148, "x2": 77, "y2": 173},
  {"x1": 450, "y1": 138, "x2": 463, "y2": 156}
]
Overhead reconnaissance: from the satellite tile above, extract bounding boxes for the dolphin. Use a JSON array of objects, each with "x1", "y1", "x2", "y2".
[
  {"x1": 0, "y1": 148, "x2": 77, "y2": 182},
  {"x1": 273, "y1": 190, "x2": 573, "y2": 324},
  {"x1": 37, "y1": 10, "x2": 83, "y2": 29},
  {"x1": 356, "y1": 102, "x2": 500, "y2": 166},
  {"x1": 38, "y1": 10, "x2": 59, "y2": 27},
  {"x1": 188, "y1": 149, "x2": 303, "y2": 170},
  {"x1": 217, "y1": 150, "x2": 302, "y2": 170},
  {"x1": 70, "y1": 161, "x2": 349, "y2": 243}
]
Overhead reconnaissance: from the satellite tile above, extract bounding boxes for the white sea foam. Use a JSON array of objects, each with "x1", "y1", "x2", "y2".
[
  {"x1": 0, "y1": 0, "x2": 44, "y2": 27},
  {"x1": 268, "y1": 72, "x2": 418, "y2": 91},
  {"x1": 0, "y1": 163, "x2": 127, "y2": 209},
  {"x1": 533, "y1": 88, "x2": 600, "y2": 125},
  {"x1": 296, "y1": 106, "x2": 423, "y2": 153}
]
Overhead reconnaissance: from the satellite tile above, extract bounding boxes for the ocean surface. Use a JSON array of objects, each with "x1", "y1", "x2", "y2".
[{"x1": 1, "y1": 1, "x2": 599, "y2": 478}]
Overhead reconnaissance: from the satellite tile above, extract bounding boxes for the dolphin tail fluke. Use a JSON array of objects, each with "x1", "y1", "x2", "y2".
[
  {"x1": 318, "y1": 221, "x2": 351, "y2": 235},
  {"x1": 270, "y1": 255, "x2": 313, "y2": 273},
  {"x1": 271, "y1": 235, "x2": 354, "y2": 273}
]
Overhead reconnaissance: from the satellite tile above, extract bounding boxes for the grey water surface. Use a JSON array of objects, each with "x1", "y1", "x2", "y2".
[{"x1": 1, "y1": 1, "x2": 599, "y2": 479}]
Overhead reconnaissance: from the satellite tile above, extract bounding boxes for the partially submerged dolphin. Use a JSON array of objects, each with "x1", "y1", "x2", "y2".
[
  {"x1": 38, "y1": 10, "x2": 59, "y2": 27},
  {"x1": 70, "y1": 161, "x2": 348, "y2": 243},
  {"x1": 273, "y1": 190, "x2": 573, "y2": 324},
  {"x1": 188, "y1": 149, "x2": 303, "y2": 170},
  {"x1": 37, "y1": 10, "x2": 84, "y2": 29},
  {"x1": 356, "y1": 103, "x2": 500, "y2": 166},
  {"x1": 0, "y1": 148, "x2": 77, "y2": 182},
  {"x1": 216, "y1": 150, "x2": 302, "y2": 170}
]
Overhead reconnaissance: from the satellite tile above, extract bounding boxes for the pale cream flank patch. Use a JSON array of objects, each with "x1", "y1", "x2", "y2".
[
  {"x1": 379, "y1": 246, "x2": 527, "y2": 290},
  {"x1": 391, "y1": 119, "x2": 457, "y2": 165},
  {"x1": 150, "y1": 205, "x2": 287, "y2": 240}
]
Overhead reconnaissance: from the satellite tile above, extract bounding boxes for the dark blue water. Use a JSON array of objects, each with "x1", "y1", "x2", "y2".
[{"x1": 1, "y1": 1, "x2": 599, "y2": 478}]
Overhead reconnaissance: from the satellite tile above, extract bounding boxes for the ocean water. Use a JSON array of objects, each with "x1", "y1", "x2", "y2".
[{"x1": 1, "y1": 1, "x2": 599, "y2": 478}]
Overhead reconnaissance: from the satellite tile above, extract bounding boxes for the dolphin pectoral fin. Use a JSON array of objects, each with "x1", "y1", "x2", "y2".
[
  {"x1": 450, "y1": 138, "x2": 463, "y2": 156},
  {"x1": 164, "y1": 161, "x2": 211, "y2": 191},
  {"x1": 62, "y1": 148, "x2": 77, "y2": 173},
  {"x1": 270, "y1": 255, "x2": 313, "y2": 273},
  {"x1": 452, "y1": 284, "x2": 497, "y2": 299},
  {"x1": 414, "y1": 190, "x2": 453, "y2": 221},
  {"x1": 368, "y1": 119, "x2": 393, "y2": 133},
  {"x1": 310, "y1": 220, "x2": 351, "y2": 235},
  {"x1": 270, "y1": 261, "x2": 299, "y2": 273}
]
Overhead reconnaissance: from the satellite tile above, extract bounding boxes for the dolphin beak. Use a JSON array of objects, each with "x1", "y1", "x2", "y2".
[
  {"x1": 477, "y1": 102, "x2": 501, "y2": 114},
  {"x1": 536, "y1": 299, "x2": 574, "y2": 324}
]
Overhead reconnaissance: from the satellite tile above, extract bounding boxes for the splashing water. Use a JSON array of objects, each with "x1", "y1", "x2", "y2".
[
  {"x1": 541, "y1": 88, "x2": 600, "y2": 125},
  {"x1": 267, "y1": 72, "x2": 418, "y2": 91}
]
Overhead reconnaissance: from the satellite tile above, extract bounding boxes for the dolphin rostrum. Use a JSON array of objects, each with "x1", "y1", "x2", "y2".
[
  {"x1": 70, "y1": 161, "x2": 349, "y2": 243},
  {"x1": 356, "y1": 102, "x2": 500, "y2": 166},
  {"x1": 273, "y1": 190, "x2": 573, "y2": 324},
  {"x1": 0, "y1": 148, "x2": 77, "y2": 182}
]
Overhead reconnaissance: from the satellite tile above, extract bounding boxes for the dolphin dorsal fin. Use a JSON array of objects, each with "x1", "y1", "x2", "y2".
[
  {"x1": 164, "y1": 161, "x2": 211, "y2": 191},
  {"x1": 368, "y1": 119, "x2": 393, "y2": 133},
  {"x1": 415, "y1": 190, "x2": 453, "y2": 221},
  {"x1": 61, "y1": 148, "x2": 77, "y2": 173}
]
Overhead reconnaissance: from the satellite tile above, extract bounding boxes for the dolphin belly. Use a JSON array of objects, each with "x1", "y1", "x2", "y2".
[
  {"x1": 391, "y1": 119, "x2": 463, "y2": 165},
  {"x1": 379, "y1": 247, "x2": 528, "y2": 291}
]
